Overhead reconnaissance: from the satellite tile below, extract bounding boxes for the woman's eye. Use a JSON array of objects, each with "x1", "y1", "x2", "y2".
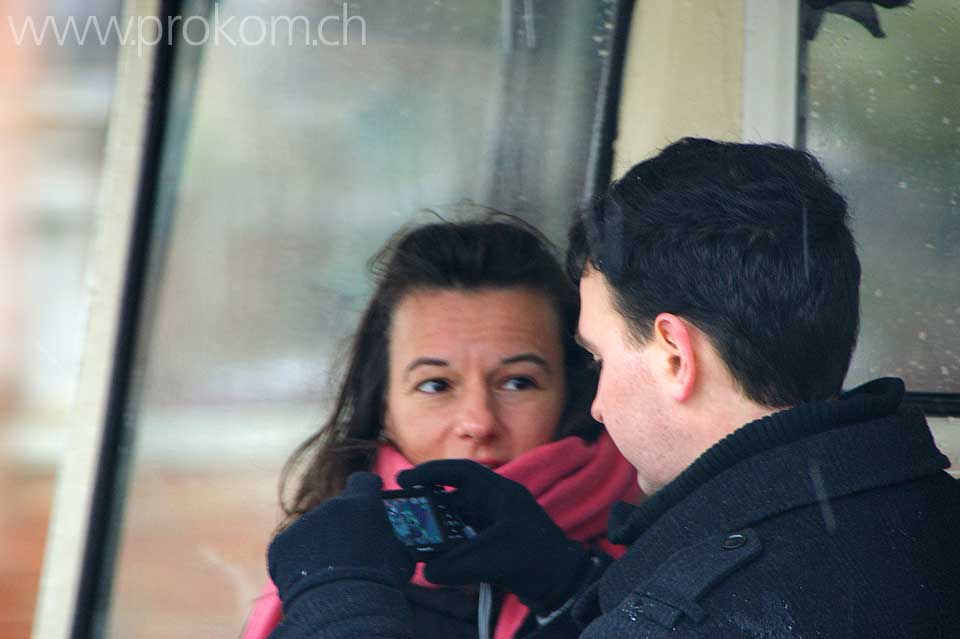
[
  {"x1": 415, "y1": 379, "x2": 450, "y2": 393},
  {"x1": 501, "y1": 376, "x2": 538, "y2": 391}
]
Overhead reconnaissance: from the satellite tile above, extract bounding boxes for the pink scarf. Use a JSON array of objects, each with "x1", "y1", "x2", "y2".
[{"x1": 241, "y1": 432, "x2": 641, "y2": 639}]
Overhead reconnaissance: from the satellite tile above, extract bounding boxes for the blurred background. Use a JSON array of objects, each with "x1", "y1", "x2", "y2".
[
  {"x1": 1, "y1": 1, "x2": 957, "y2": 638},
  {"x1": 1, "y1": 1, "x2": 119, "y2": 636}
]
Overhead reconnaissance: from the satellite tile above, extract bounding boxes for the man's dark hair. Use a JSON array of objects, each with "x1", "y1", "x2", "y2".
[{"x1": 568, "y1": 137, "x2": 861, "y2": 407}]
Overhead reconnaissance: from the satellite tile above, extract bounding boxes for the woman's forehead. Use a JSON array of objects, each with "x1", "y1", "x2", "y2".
[{"x1": 388, "y1": 288, "x2": 563, "y2": 361}]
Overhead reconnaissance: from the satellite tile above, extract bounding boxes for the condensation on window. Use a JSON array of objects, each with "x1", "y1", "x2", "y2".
[{"x1": 803, "y1": 0, "x2": 960, "y2": 393}]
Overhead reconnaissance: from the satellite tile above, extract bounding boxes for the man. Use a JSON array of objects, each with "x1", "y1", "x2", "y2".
[{"x1": 266, "y1": 139, "x2": 960, "y2": 638}]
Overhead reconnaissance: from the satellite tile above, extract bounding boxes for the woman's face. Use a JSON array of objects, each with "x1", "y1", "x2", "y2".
[{"x1": 384, "y1": 287, "x2": 567, "y2": 468}]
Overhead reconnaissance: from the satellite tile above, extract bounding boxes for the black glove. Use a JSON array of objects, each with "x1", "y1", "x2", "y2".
[
  {"x1": 267, "y1": 472, "x2": 416, "y2": 637},
  {"x1": 397, "y1": 460, "x2": 593, "y2": 615}
]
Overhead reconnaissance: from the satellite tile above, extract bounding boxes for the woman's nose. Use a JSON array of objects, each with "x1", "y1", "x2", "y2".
[{"x1": 455, "y1": 385, "x2": 498, "y2": 440}]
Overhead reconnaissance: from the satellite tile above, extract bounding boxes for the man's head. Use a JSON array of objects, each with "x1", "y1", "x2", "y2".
[{"x1": 569, "y1": 138, "x2": 861, "y2": 492}]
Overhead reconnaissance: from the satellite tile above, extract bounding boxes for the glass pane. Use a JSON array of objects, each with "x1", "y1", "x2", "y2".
[
  {"x1": 803, "y1": 0, "x2": 960, "y2": 393},
  {"x1": 0, "y1": 1, "x2": 120, "y2": 636},
  {"x1": 101, "y1": 1, "x2": 617, "y2": 636}
]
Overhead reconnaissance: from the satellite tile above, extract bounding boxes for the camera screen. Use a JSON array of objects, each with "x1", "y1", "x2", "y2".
[{"x1": 383, "y1": 496, "x2": 445, "y2": 546}]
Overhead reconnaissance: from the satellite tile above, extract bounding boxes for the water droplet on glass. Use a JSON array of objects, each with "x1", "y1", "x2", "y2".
[
  {"x1": 874, "y1": 289, "x2": 884, "y2": 298},
  {"x1": 898, "y1": 181, "x2": 908, "y2": 189},
  {"x1": 909, "y1": 84, "x2": 918, "y2": 91},
  {"x1": 918, "y1": 331, "x2": 928, "y2": 341},
  {"x1": 943, "y1": 117, "x2": 951, "y2": 125},
  {"x1": 933, "y1": 76, "x2": 943, "y2": 85}
]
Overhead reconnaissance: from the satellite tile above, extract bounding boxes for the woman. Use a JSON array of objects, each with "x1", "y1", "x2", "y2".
[{"x1": 243, "y1": 214, "x2": 641, "y2": 639}]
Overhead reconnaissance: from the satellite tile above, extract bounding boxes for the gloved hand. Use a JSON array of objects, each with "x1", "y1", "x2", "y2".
[
  {"x1": 397, "y1": 459, "x2": 593, "y2": 615},
  {"x1": 268, "y1": 472, "x2": 416, "y2": 619}
]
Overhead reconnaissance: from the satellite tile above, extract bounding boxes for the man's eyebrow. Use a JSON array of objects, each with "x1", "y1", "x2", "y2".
[
  {"x1": 404, "y1": 357, "x2": 448, "y2": 378},
  {"x1": 574, "y1": 332, "x2": 597, "y2": 354},
  {"x1": 501, "y1": 352, "x2": 550, "y2": 372}
]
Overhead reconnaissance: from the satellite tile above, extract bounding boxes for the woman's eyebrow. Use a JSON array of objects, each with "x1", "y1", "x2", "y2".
[
  {"x1": 500, "y1": 352, "x2": 549, "y2": 372},
  {"x1": 404, "y1": 357, "x2": 448, "y2": 378}
]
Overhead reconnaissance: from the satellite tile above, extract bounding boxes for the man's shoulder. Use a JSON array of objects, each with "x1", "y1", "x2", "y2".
[
  {"x1": 577, "y1": 476, "x2": 960, "y2": 637},
  {"x1": 575, "y1": 529, "x2": 765, "y2": 638}
]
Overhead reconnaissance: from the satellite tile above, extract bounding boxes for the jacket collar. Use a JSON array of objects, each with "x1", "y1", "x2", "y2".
[{"x1": 609, "y1": 378, "x2": 949, "y2": 544}]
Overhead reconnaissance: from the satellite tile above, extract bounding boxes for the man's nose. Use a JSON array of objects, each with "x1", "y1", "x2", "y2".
[
  {"x1": 590, "y1": 393, "x2": 604, "y2": 424},
  {"x1": 455, "y1": 385, "x2": 498, "y2": 440}
]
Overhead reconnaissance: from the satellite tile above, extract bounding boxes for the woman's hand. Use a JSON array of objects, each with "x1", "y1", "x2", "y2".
[
  {"x1": 267, "y1": 472, "x2": 416, "y2": 636},
  {"x1": 397, "y1": 460, "x2": 594, "y2": 614}
]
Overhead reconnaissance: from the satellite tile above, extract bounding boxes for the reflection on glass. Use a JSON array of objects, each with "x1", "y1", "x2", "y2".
[
  {"x1": 804, "y1": 0, "x2": 960, "y2": 393},
  {"x1": 103, "y1": 1, "x2": 618, "y2": 636}
]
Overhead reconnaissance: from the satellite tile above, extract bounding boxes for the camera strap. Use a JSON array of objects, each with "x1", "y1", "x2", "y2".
[{"x1": 477, "y1": 582, "x2": 493, "y2": 639}]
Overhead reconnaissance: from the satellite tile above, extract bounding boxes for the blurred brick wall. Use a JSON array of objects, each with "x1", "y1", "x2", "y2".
[{"x1": 0, "y1": 2, "x2": 46, "y2": 635}]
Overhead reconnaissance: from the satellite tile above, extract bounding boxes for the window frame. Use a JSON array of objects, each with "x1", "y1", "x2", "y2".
[{"x1": 32, "y1": 1, "x2": 182, "y2": 636}]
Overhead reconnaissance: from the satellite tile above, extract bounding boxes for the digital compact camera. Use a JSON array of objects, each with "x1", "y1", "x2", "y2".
[{"x1": 381, "y1": 485, "x2": 474, "y2": 556}]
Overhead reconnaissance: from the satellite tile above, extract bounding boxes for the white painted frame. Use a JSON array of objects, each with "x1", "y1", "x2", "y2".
[
  {"x1": 742, "y1": 0, "x2": 801, "y2": 145},
  {"x1": 32, "y1": 2, "x2": 162, "y2": 637}
]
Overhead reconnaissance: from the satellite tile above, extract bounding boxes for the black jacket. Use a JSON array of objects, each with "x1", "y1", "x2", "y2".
[
  {"x1": 403, "y1": 583, "x2": 490, "y2": 638},
  {"x1": 404, "y1": 582, "x2": 579, "y2": 638},
  {"x1": 546, "y1": 378, "x2": 960, "y2": 638}
]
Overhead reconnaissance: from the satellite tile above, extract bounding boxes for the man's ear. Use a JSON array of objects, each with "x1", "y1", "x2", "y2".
[{"x1": 651, "y1": 313, "x2": 697, "y2": 402}]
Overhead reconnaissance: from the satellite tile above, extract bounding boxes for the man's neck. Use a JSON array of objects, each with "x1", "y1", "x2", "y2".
[{"x1": 690, "y1": 384, "x2": 787, "y2": 453}]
